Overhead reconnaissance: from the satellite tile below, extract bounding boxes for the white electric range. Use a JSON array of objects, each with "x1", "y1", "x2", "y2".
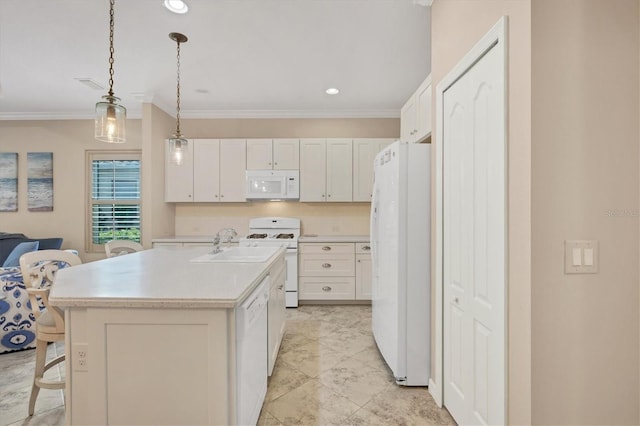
[{"x1": 239, "y1": 217, "x2": 300, "y2": 307}]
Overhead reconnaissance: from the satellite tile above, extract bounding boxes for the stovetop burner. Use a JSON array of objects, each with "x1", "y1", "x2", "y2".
[
  {"x1": 276, "y1": 233, "x2": 295, "y2": 239},
  {"x1": 246, "y1": 233, "x2": 268, "y2": 239}
]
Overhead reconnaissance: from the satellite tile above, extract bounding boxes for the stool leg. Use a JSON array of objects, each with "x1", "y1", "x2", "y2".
[{"x1": 29, "y1": 338, "x2": 47, "y2": 416}]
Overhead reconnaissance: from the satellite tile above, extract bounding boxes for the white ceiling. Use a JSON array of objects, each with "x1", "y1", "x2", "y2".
[{"x1": 0, "y1": 0, "x2": 431, "y2": 120}]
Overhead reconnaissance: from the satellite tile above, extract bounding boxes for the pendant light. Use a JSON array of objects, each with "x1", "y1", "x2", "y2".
[
  {"x1": 95, "y1": 0, "x2": 126, "y2": 143},
  {"x1": 168, "y1": 32, "x2": 189, "y2": 165}
]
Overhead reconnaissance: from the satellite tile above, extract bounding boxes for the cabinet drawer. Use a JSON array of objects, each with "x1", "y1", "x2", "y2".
[
  {"x1": 355, "y1": 242, "x2": 371, "y2": 254},
  {"x1": 299, "y1": 253, "x2": 355, "y2": 276},
  {"x1": 299, "y1": 277, "x2": 355, "y2": 300},
  {"x1": 299, "y1": 243, "x2": 354, "y2": 254}
]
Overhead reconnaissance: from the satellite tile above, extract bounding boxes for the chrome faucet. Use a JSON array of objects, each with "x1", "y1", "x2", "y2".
[{"x1": 213, "y1": 228, "x2": 238, "y2": 253}]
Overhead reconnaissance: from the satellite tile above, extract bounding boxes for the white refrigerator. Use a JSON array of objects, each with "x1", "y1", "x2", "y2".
[{"x1": 370, "y1": 140, "x2": 430, "y2": 386}]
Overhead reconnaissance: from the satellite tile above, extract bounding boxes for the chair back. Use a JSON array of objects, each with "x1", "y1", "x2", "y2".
[
  {"x1": 19, "y1": 249, "x2": 82, "y2": 333},
  {"x1": 105, "y1": 240, "x2": 144, "y2": 258}
]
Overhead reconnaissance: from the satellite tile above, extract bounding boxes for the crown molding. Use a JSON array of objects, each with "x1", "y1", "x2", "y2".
[
  {"x1": 0, "y1": 110, "x2": 143, "y2": 121},
  {"x1": 177, "y1": 108, "x2": 401, "y2": 119},
  {"x1": 0, "y1": 106, "x2": 400, "y2": 121}
]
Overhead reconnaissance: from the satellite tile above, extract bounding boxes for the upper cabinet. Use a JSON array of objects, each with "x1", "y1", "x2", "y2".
[
  {"x1": 300, "y1": 138, "x2": 353, "y2": 202},
  {"x1": 352, "y1": 138, "x2": 394, "y2": 202},
  {"x1": 401, "y1": 74, "x2": 432, "y2": 143},
  {"x1": 246, "y1": 138, "x2": 299, "y2": 170},
  {"x1": 165, "y1": 138, "x2": 247, "y2": 203},
  {"x1": 167, "y1": 138, "x2": 398, "y2": 204}
]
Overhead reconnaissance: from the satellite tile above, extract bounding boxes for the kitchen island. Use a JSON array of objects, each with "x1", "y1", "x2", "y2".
[{"x1": 50, "y1": 245, "x2": 286, "y2": 426}]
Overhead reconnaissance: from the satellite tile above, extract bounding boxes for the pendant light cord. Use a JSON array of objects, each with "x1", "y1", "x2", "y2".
[
  {"x1": 108, "y1": 0, "x2": 115, "y2": 97},
  {"x1": 175, "y1": 39, "x2": 182, "y2": 136}
]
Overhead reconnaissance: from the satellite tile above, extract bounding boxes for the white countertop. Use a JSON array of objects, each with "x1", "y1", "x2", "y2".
[
  {"x1": 50, "y1": 246, "x2": 284, "y2": 309},
  {"x1": 298, "y1": 235, "x2": 370, "y2": 243},
  {"x1": 152, "y1": 236, "x2": 239, "y2": 243}
]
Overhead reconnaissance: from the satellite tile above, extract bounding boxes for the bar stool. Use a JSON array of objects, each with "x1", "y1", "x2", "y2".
[
  {"x1": 104, "y1": 239, "x2": 144, "y2": 257},
  {"x1": 19, "y1": 249, "x2": 82, "y2": 416}
]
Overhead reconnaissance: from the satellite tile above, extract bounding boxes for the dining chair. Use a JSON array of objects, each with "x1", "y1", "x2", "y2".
[
  {"x1": 104, "y1": 239, "x2": 144, "y2": 258},
  {"x1": 19, "y1": 249, "x2": 82, "y2": 416}
]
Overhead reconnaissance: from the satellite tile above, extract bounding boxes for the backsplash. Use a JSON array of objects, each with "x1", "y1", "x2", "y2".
[{"x1": 174, "y1": 202, "x2": 371, "y2": 236}]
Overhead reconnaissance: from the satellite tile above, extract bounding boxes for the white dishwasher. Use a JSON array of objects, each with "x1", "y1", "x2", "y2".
[{"x1": 236, "y1": 276, "x2": 269, "y2": 426}]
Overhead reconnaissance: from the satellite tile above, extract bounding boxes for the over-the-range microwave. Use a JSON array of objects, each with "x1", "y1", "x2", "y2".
[{"x1": 246, "y1": 170, "x2": 300, "y2": 200}]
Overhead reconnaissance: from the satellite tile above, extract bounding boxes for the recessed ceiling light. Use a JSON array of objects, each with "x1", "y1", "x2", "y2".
[
  {"x1": 164, "y1": 0, "x2": 188, "y2": 14},
  {"x1": 325, "y1": 88, "x2": 340, "y2": 95}
]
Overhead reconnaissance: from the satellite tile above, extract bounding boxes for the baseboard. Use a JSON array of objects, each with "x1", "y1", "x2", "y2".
[{"x1": 429, "y1": 378, "x2": 443, "y2": 407}]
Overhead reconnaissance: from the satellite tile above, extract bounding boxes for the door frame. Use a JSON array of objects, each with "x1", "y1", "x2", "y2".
[{"x1": 430, "y1": 16, "x2": 508, "y2": 417}]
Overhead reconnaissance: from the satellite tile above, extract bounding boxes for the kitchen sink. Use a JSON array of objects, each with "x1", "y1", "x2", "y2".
[{"x1": 190, "y1": 246, "x2": 280, "y2": 263}]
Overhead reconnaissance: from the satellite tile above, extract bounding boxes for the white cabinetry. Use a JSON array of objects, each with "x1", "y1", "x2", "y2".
[
  {"x1": 355, "y1": 242, "x2": 372, "y2": 300},
  {"x1": 401, "y1": 74, "x2": 432, "y2": 143},
  {"x1": 165, "y1": 139, "x2": 247, "y2": 203},
  {"x1": 300, "y1": 138, "x2": 353, "y2": 202},
  {"x1": 247, "y1": 138, "x2": 299, "y2": 170},
  {"x1": 299, "y1": 243, "x2": 355, "y2": 300},
  {"x1": 219, "y1": 139, "x2": 247, "y2": 202},
  {"x1": 352, "y1": 138, "x2": 394, "y2": 202},
  {"x1": 267, "y1": 258, "x2": 286, "y2": 376}
]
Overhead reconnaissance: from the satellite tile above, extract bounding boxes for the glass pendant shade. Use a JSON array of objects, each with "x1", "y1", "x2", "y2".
[
  {"x1": 169, "y1": 137, "x2": 188, "y2": 165},
  {"x1": 95, "y1": 97, "x2": 126, "y2": 144}
]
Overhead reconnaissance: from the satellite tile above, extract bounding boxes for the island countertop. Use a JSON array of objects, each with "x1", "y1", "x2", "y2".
[{"x1": 50, "y1": 246, "x2": 285, "y2": 309}]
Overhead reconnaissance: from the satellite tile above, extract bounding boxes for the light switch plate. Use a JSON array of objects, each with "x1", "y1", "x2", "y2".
[{"x1": 565, "y1": 240, "x2": 598, "y2": 274}]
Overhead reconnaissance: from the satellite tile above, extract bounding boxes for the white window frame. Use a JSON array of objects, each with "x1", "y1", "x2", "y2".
[{"x1": 86, "y1": 150, "x2": 142, "y2": 253}]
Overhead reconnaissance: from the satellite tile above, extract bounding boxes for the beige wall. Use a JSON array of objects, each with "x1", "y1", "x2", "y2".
[
  {"x1": 0, "y1": 119, "x2": 142, "y2": 262},
  {"x1": 531, "y1": 1, "x2": 639, "y2": 424},
  {"x1": 431, "y1": 1, "x2": 532, "y2": 423},
  {"x1": 141, "y1": 104, "x2": 176, "y2": 246},
  {"x1": 173, "y1": 118, "x2": 400, "y2": 235}
]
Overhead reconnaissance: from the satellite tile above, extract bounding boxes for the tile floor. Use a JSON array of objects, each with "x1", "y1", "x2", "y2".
[{"x1": 0, "y1": 305, "x2": 454, "y2": 426}]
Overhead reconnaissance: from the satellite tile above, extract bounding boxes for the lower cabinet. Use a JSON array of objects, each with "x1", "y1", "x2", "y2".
[
  {"x1": 299, "y1": 242, "x2": 371, "y2": 301},
  {"x1": 268, "y1": 258, "x2": 286, "y2": 376},
  {"x1": 355, "y1": 242, "x2": 372, "y2": 300}
]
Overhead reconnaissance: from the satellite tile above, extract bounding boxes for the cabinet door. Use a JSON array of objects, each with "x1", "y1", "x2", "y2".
[
  {"x1": 326, "y1": 138, "x2": 353, "y2": 202},
  {"x1": 352, "y1": 139, "x2": 377, "y2": 202},
  {"x1": 219, "y1": 139, "x2": 247, "y2": 202},
  {"x1": 246, "y1": 139, "x2": 273, "y2": 170},
  {"x1": 378, "y1": 138, "x2": 394, "y2": 153},
  {"x1": 355, "y1": 253, "x2": 372, "y2": 300},
  {"x1": 299, "y1": 139, "x2": 326, "y2": 202},
  {"x1": 165, "y1": 138, "x2": 194, "y2": 202},
  {"x1": 400, "y1": 95, "x2": 417, "y2": 143},
  {"x1": 415, "y1": 76, "x2": 432, "y2": 142},
  {"x1": 273, "y1": 138, "x2": 299, "y2": 170},
  {"x1": 193, "y1": 139, "x2": 220, "y2": 202}
]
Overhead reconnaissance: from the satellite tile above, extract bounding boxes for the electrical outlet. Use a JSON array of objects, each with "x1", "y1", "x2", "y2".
[{"x1": 72, "y1": 343, "x2": 89, "y2": 372}]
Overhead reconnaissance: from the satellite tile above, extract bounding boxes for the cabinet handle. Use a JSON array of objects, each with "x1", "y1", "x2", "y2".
[
  {"x1": 221, "y1": 194, "x2": 224, "y2": 198},
  {"x1": 322, "y1": 286, "x2": 332, "y2": 292},
  {"x1": 278, "y1": 285, "x2": 284, "y2": 290},
  {"x1": 322, "y1": 246, "x2": 331, "y2": 251},
  {"x1": 188, "y1": 194, "x2": 192, "y2": 198},
  {"x1": 268, "y1": 162, "x2": 272, "y2": 165},
  {"x1": 322, "y1": 263, "x2": 332, "y2": 268},
  {"x1": 357, "y1": 259, "x2": 361, "y2": 263},
  {"x1": 362, "y1": 245, "x2": 371, "y2": 251}
]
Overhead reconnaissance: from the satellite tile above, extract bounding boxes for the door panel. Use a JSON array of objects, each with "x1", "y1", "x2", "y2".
[
  {"x1": 443, "y1": 40, "x2": 505, "y2": 426},
  {"x1": 326, "y1": 139, "x2": 353, "y2": 202},
  {"x1": 273, "y1": 139, "x2": 299, "y2": 170},
  {"x1": 246, "y1": 139, "x2": 273, "y2": 170},
  {"x1": 299, "y1": 139, "x2": 326, "y2": 202},
  {"x1": 193, "y1": 139, "x2": 220, "y2": 202},
  {"x1": 219, "y1": 139, "x2": 247, "y2": 202}
]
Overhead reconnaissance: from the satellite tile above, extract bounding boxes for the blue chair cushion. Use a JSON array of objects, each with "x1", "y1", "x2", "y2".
[{"x1": 2, "y1": 241, "x2": 40, "y2": 268}]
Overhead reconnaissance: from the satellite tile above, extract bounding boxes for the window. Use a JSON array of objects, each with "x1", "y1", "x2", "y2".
[{"x1": 86, "y1": 151, "x2": 141, "y2": 252}]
